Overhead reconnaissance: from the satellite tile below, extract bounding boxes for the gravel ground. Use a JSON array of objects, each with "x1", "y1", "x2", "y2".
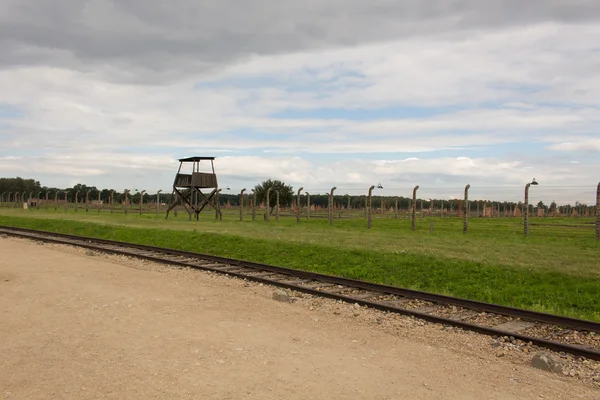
[{"x1": 1, "y1": 236, "x2": 599, "y2": 399}]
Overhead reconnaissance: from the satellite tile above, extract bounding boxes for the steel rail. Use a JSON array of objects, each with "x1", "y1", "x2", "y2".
[{"x1": 2, "y1": 225, "x2": 600, "y2": 360}]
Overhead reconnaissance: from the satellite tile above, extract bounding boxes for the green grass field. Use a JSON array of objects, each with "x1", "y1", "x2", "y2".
[{"x1": 1, "y1": 206, "x2": 599, "y2": 321}]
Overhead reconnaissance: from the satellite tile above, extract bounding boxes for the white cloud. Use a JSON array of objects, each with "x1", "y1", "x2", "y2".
[
  {"x1": 1, "y1": 21, "x2": 599, "y2": 196},
  {"x1": 547, "y1": 139, "x2": 600, "y2": 152}
]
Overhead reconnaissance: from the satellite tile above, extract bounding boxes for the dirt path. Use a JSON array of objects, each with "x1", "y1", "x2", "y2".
[{"x1": 0, "y1": 237, "x2": 598, "y2": 400}]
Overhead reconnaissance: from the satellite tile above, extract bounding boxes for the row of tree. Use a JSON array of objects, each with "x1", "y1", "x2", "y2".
[{"x1": 0, "y1": 177, "x2": 592, "y2": 211}]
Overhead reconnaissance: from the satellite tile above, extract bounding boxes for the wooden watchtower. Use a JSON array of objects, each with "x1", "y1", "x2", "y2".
[{"x1": 165, "y1": 157, "x2": 222, "y2": 220}]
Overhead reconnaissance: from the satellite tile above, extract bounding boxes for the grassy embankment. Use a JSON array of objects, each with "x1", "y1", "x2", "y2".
[{"x1": 0, "y1": 207, "x2": 599, "y2": 321}]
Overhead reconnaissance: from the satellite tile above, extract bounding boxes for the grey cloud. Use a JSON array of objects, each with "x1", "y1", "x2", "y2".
[{"x1": 1, "y1": 0, "x2": 599, "y2": 83}]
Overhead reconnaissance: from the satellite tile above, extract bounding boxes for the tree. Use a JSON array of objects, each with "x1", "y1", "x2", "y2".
[
  {"x1": 0, "y1": 177, "x2": 41, "y2": 195},
  {"x1": 537, "y1": 200, "x2": 545, "y2": 210},
  {"x1": 253, "y1": 179, "x2": 294, "y2": 213}
]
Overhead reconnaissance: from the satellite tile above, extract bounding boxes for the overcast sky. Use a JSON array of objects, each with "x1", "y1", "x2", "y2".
[{"x1": 1, "y1": 0, "x2": 599, "y2": 203}]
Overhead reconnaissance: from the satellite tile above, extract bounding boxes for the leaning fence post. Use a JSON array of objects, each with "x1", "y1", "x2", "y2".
[
  {"x1": 463, "y1": 184, "x2": 470, "y2": 233},
  {"x1": 411, "y1": 186, "x2": 419, "y2": 231},
  {"x1": 367, "y1": 185, "x2": 375, "y2": 229},
  {"x1": 329, "y1": 186, "x2": 337, "y2": 226},
  {"x1": 296, "y1": 187, "x2": 303, "y2": 223},
  {"x1": 240, "y1": 188, "x2": 246, "y2": 221}
]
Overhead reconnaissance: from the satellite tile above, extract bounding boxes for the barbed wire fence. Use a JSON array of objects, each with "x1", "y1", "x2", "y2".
[{"x1": 1, "y1": 182, "x2": 599, "y2": 240}]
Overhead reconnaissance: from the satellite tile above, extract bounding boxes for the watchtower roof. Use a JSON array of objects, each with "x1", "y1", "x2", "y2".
[{"x1": 178, "y1": 156, "x2": 215, "y2": 162}]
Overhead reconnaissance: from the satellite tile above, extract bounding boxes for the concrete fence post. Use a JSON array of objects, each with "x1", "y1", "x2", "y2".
[
  {"x1": 305, "y1": 192, "x2": 310, "y2": 220},
  {"x1": 215, "y1": 189, "x2": 222, "y2": 221},
  {"x1": 124, "y1": 189, "x2": 130, "y2": 215},
  {"x1": 463, "y1": 184, "x2": 470, "y2": 234},
  {"x1": 110, "y1": 190, "x2": 115, "y2": 214},
  {"x1": 329, "y1": 186, "x2": 337, "y2": 226},
  {"x1": 296, "y1": 187, "x2": 303, "y2": 223},
  {"x1": 524, "y1": 183, "x2": 531, "y2": 236},
  {"x1": 265, "y1": 188, "x2": 271, "y2": 221},
  {"x1": 275, "y1": 190, "x2": 280, "y2": 221},
  {"x1": 140, "y1": 190, "x2": 146, "y2": 215},
  {"x1": 156, "y1": 190, "x2": 162, "y2": 216},
  {"x1": 411, "y1": 186, "x2": 419, "y2": 231},
  {"x1": 595, "y1": 182, "x2": 599, "y2": 241},
  {"x1": 240, "y1": 188, "x2": 246, "y2": 221},
  {"x1": 367, "y1": 185, "x2": 375, "y2": 229},
  {"x1": 251, "y1": 190, "x2": 256, "y2": 221}
]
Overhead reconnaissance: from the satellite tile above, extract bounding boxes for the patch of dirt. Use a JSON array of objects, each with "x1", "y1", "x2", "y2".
[{"x1": 1, "y1": 237, "x2": 599, "y2": 400}]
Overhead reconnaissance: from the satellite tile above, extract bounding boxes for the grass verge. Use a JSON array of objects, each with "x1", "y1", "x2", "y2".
[{"x1": 1, "y1": 214, "x2": 600, "y2": 322}]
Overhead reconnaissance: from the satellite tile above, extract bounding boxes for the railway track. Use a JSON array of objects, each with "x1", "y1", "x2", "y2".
[{"x1": 2, "y1": 225, "x2": 600, "y2": 360}]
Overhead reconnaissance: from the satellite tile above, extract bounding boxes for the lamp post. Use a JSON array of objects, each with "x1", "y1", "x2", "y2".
[{"x1": 524, "y1": 179, "x2": 539, "y2": 236}]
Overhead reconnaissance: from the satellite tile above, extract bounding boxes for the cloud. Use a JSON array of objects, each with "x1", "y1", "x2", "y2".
[
  {"x1": 2, "y1": 1, "x2": 600, "y2": 83},
  {"x1": 1, "y1": 2, "x2": 599, "y2": 197},
  {"x1": 547, "y1": 139, "x2": 600, "y2": 152}
]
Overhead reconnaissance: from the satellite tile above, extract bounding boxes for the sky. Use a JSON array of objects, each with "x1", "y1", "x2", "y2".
[{"x1": 0, "y1": 0, "x2": 599, "y2": 204}]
